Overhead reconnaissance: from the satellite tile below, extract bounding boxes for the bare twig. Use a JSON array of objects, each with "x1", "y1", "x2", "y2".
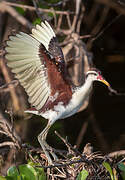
[
  {"x1": 0, "y1": 142, "x2": 16, "y2": 148},
  {"x1": 36, "y1": 158, "x2": 88, "y2": 169},
  {"x1": 66, "y1": 14, "x2": 72, "y2": 29},
  {"x1": 84, "y1": 3, "x2": 100, "y2": 28},
  {"x1": 108, "y1": 150, "x2": 125, "y2": 158},
  {"x1": 0, "y1": 58, "x2": 20, "y2": 112},
  {"x1": 57, "y1": 14, "x2": 63, "y2": 31},
  {"x1": 0, "y1": 112, "x2": 21, "y2": 149},
  {"x1": 0, "y1": 80, "x2": 19, "y2": 93},
  {"x1": 96, "y1": 0, "x2": 125, "y2": 16},
  {"x1": 0, "y1": 1, "x2": 32, "y2": 29},
  {"x1": 51, "y1": 7, "x2": 57, "y2": 27},
  {"x1": 89, "y1": 113, "x2": 109, "y2": 152},
  {"x1": 87, "y1": 6, "x2": 110, "y2": 50},
  {"x1": 76, "y1": 121, "x2": 88, "y2": 149},
  {"x1": 4, "y1": 1, "x2": 74, "y2": 15},
  {"x1": 76, "y1": 5, "x2": 85, "y2": 33},
  {"x1": 55, "y1": 131, "x2": 88, "y2": 161},
  {"x1": 38, "y1": 0, "x2": 70, "y2": 7},
  {"x1": 71, "y1": 0, "x2": 82, "y2": 32},
  {"x1": 32, "y1": 0, "x2": 42, "y2": 19}
]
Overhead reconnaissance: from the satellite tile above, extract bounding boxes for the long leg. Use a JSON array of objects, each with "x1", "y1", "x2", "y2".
[{"x1": 38, "y1": 120, "x2": 58, "y2": 164}]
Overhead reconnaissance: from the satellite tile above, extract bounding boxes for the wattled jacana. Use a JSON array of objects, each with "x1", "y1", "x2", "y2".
[{"x1": 5, "y1": 21, "x2": 110, "y2": 164}]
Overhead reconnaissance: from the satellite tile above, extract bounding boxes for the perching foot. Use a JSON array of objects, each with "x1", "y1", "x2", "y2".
[{"x1": 38, "y1": 133, "x2": 58, "y2": 164}]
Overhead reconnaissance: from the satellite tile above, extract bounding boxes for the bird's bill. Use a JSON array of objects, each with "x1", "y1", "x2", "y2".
[{"x1": 100, "y1": 79, "x2": 110, "y2": 87}]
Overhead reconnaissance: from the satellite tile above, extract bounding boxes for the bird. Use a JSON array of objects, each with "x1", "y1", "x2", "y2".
[{"x1": 5, "y1": 21, "x2": 110, "y2": 164}]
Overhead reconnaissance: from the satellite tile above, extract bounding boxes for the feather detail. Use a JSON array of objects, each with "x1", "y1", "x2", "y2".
[
  {"x1": 31, "y1": 21, "x2": 55, "y2": 50},
  {"x1": 5, "y1": 23, "x2": 52, "y2": 110}
]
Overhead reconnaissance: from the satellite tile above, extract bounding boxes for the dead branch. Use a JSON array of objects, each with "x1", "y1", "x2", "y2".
[
  {"x1": 36, "y1": 158, "x2": 88, "y2": 169},
  {"x1": 55, "y1": 131, "x2": 88, "y2": 162},
  {"x1": 0, "y1": 80, "x2": 19, "y2": 93},
  {"x1": 0, "y1": 111, "x2": 21, "y2": 149},
  {"x1": 0, "y1": 58, "x2": 20, "y2": 112},
  {"x1": 4, "y1": 1, "x2": 74, "y2": 15},
  {"x1": 76, "y1": 121, "x2": 88, "y2": 149},
  {"x1": 96, "y1": 0, "x2": 125, "y2": 16},
  {"x1": 87, "y1": 6, "x2": 110, "y2": 50},
  {"x1": 0, "y1": 1, "x2": 32, "y2": 29},
  {"x1": 108, "y1": 150, "x2": 125, "y2": 158},
  {"x1": 89, "y1": 113, "x2": 109, "y2": 152},
  {"x1": 0, "y1": 142, "x2": 16, "y2": 148}
]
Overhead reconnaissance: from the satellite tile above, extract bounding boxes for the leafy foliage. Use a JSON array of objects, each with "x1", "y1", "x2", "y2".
[
  {"x1": 118, "y1": 163, "x2": 125, "y2": 180},
  {"x1": 76, "y1": 169, "x2": 89, "y2": 180},
  {"x1": 0, "y1": 163, "x2": 46, "y2": 180},
  {"x1": 103, "y1": 162, "x2": 114, "y2": 180},
  {"x1": 103, "y1": 161, "x2": 125, "y2": 180}
]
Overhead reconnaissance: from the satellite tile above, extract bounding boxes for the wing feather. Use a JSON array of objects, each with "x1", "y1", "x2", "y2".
[
  {"x1": 5, "y1": 30, "x2": 50, "y2": 110},
  {"x1": 41, "y1": 22, "x2": 53, "y2": 38},
  {"x1": 5, "y1": 47, "x2": 38, "y2": 54},
  {"x1": 35, "y1": 91, "x2": 49, "y2": 109},
  {"x1": 36, "y1": 25, "x2": 50, "y2": 39},
  {"x1": 45, "y1": 21, "x2": 55, "y2": 37},
  {"x1": 5, "y1": 21, "x2": 68, "y2": 112},
  {"x1": 7, "y1": 58, "x2": 40, "y2": 68},
  {"x1": 28, "y1": 86, "x2": 48, "y2": 104}
]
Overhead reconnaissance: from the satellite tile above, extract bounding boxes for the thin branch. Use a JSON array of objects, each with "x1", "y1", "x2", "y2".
[
  {"x1": 0, "y1": 58, "x2": 20, "y2": 112},
  {"x1": 96, "y1": 0, "x2": 125, "y2": 16},
  {"x1": 0, "y1": 141, "x2": 16, "y2": 147},
  {"x1": 108, "y1": 150, "x2": 125, "y2": 158},
  {"x1": 0, "y1": 112, "x2": 21, "y2": 149},
  {"x1": 87, "y1": 6, "x2": 110, "y2": 50},
  {"x1": 4, "y1": 1, "x2": 74, "y2": 15},
  {"x1": 0, "y1": 80, "x2": 19, "y2": 93},
  {"x1": 0, "y1": 2, "x2": 32, "y2": 29},
  {"x1": 76, "y1": 5, "x2": 85, "y2": 33},
  {"x1": 57, "y1": 14, "x2": 63, "y2": 30},
  {"x1": 76, "y1": 121, "x2": 88, "y2": 149},
  {"x1": 32, "y1": 0, "x2": 42, "y2": 19},
  {"x1": 66, "y1": 14, "x2": 72, "y2": 29},
  {"x1": 36, "y1": 158, "x2": 88, "y2": 169},
  {"x1": 89, "y1": 113, "x2": 109, "y2": 152},
  {"x1": 55, "y1": 131, "x2": 88, "y2": 161},
  {"x1": 71, "y1": 0, "x2": 82, "y2": 32},
  {"x1": 38, "y1": 0, "x2": 70, "y2": 7}
]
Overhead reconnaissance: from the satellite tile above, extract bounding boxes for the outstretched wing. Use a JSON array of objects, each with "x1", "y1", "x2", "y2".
[
  {"x1": 32, "y1": 21, "x2": 66, "y2": 75},
  {"x1": 5, "y1": 21, "x2": 71, "y2": 111}
]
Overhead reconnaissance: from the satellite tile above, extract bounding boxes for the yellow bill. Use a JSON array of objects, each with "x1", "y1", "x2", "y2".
[{"x1": 100, "y1": 79, "x2": 110, "y2": 87}]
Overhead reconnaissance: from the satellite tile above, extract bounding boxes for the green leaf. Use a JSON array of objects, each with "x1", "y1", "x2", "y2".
[
  {"x1": 118, "y1": 163, "x2": 125, "y2": 180},
  {"x1": 5, "y1": 177, "x2": 13, "y2": 180},
  {"x1": 5, "y1": 175, "x2": 21, "y2": 180},
  {"x1": 118, "y1": 163, "x2": 125, "y2": 172},
  {"x1": 19, "y1": 164, "x2": 37, "y2": 180},
  {"x1": 103, "y1": 162, "x2": 114, "y2": 180},
  {"x1": 0, "y1": 176, "x2": 7, "y2": 180},
  {"x1": 35, "y1": 167, "x2": 46, "y2": 180},
  {"x1": 7, "y1": 166, "x2": 19, "y2": 178},
  {"x1": 28, "y1": 159, "x2": 46, "y2": 179},
  {"x1": 76, "y1": 169, "x2": 89, "y2": 180}
]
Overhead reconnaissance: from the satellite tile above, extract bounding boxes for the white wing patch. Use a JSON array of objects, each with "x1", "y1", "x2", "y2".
[
  {"x1": 5, "y1": 21, "x2": 56, "y2": 110},
  {"x1": 31, "y1": 21, "x2": 55, "y2": 50}
]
